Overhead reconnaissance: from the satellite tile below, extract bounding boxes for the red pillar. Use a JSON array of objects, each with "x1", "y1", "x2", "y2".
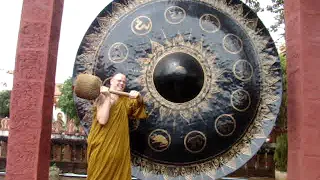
[
  {"x1": 6, "y1": 0, "x2": 64, "y2": 179},
  {"x1": 285, "y1": 0, "x2": 320, "y2": 180}
]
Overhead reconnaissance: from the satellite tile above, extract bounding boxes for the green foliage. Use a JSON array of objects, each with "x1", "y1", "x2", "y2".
[
  {"x1": 273, "y1": 53, "x2": 288, "y2": 172},
  {"x1": 266, "y1": 0, "x2": 284, "y2": 33},
  {"x1": 277, "y1": 54, "x2": 287, "y2": 128},
  {"x1": 57, "y1": 78, "x2": 79, "y2": 124},
  {"x1": 0, "y1": 90, "x2": 11, "y2": 118},
  {"x1": 49, "y1": 163, "x2": 61, "y2": 180},
  {"x1": 274, "y1": 133, "x2": 288, "y2": 171},
  {"x1": 245, "y1": 0, "x2": 284, "y2": 33},
  {"x1": 244, "y1": 0, "x2": 263, "y2": 12}
]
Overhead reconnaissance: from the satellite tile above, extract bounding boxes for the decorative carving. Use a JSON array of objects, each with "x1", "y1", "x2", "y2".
[
  {"x1": 52, "y1": 112, "x2": 64, "y2": 134},
  {"x1": 78, "y1": 125, "x2": 86, "y2": 136},
  {"x1": 16, "y1": 51, "x2": 46, "y2": 80},
  {"x1": 131, "y1": 16, "x2": 152, "y2": 35},
  {"x1": 22, "y1": 4, "x2": 51, "y2": 22},
  {"x1": 0, "y1": 141, "x2": 7, "y2": 157},
  {"x1": 65, "y1": 119, "x2": 77, "y2": 135},
  {"x1": 164, "y1": 6, "x2": 186, "y2": 24},
  {"x1": 184, "y1": 131, "x2": 207, "y2": 153},
  {"x1": 108, "y1": 42, "x2": 129, "y2": 63},
  {"x1": 19, "y1": 22, "x2": 49, "y2": 48},
  {"x1": 215, "y1": 114, "x2": 236, "y2": 137},
  {"x1": 52, "y1": 144, "x2": 62, "y2": 161},
  {"x1": 0, "y1": 118, "x2": 10, "y2": 130},
  {"x1": 199, "y1": 14, "x2": 221, "y2": 33},
  {"x1": 62, "y1": 144, "x2": 72, "y2": 161},
  {"x1": 233, "y1": 59, "x2": 253, "y2": 81},
  {"x1": 148, "y1": 129, "x2": 171, "y2": 152},
  {"x1": 223, "y1": 34, "x2": 243, "y2": 54},
  {"x1": 231, "y1": 89, "x2": 251, "y2": 112}
]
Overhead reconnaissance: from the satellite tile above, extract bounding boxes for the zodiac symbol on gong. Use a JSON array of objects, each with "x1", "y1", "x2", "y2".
[
  {"x1": 223, "y1": 34, "x2": 243, "y2": 54},
  {"x1": 184, "y1": 131, "x2": 207, "y2": 153},
  {"x1": 215, "y1": 114, "x2": 236, "y2": 137},
  {"x1": 233, "y1": 59, "x2": 253, "y2": 81},
  {"x1": 131, "y1": 16, "x2": 152, "y2": 35},
  {"x1": 108, "y1": 42, "x2": 129, "y2": 63},
  {"x1": 199, "y1": 14, "x2": 221, "y2": 33},
  {"x1": 148, "y1": 129, "x2": 171, "y2": 152},
  {"x1": 164, "y1": 6, "x2": 186, "y2": 24},
  {"x1": 231, "y1": 89, "x2": 251, "y2": 112}
]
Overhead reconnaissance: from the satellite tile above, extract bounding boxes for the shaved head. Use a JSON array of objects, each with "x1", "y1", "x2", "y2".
[{"x1": 110, "y1": 73, "x2": 126, "y2": 91}]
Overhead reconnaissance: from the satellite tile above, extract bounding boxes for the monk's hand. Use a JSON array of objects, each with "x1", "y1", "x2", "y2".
[
  {"x1": 129, "y1": 90, "x2": 139, "y2": 98},
  {"x1": 129, "y1": 90, "x2": 143, "y2": 103},
  {"x1": 100, "y1": 86, "x2": 110, "y2": 97}
]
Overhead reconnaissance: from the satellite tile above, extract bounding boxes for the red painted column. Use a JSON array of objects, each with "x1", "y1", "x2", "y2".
[
  {"x1": 285, "y1": 0, "x2": 320, "y2": 180},
  {"x1": 6, "y1": 0, "x2": 64, "y2": 180}
]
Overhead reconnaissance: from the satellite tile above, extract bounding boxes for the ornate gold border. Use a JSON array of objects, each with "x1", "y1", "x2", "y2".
[
  {"x1": 147, "y1": 44, "x2": 211, "y2": 110},
  {"x1": 136, "y1": 35, "x2": 221, "y2": 121}
]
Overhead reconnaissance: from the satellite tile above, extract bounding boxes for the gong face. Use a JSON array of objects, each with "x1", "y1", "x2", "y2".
[{"x1": 73, "y1": 0, "x2": 282, "y2": 179}]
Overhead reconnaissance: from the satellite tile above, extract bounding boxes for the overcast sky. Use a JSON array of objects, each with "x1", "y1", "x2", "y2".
[{"x1": 0, "y1": 0, "x2": 284, "y2": 88}]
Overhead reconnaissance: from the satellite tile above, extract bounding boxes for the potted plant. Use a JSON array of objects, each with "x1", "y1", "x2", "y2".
[
  {"x1": 49, "y1": 164, "x2": 61, "y2": 180},
  {"x1": 274, "y1": 133, "x2": 288, "y2": 180}
]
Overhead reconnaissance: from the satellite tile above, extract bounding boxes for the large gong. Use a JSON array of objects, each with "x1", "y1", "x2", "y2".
[{"x1": 72, "y1": 0, "x2": 282, "y2": 179}]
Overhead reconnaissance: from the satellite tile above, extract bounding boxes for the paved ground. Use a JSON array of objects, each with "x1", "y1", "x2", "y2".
[
  {"x1": 218, "y1": 178, "x2": 274, "y2": 180},
  {"x1": 59, "y1": 177, "x2": 275, "y2": 180},
  {"x1": 0, "y1": 175, "x2": 275, "y2": 180}
]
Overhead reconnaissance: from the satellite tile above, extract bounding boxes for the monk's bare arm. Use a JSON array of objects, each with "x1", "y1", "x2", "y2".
[{"x1": 96, "y1": 94, "x2": 112, "y2": 125}]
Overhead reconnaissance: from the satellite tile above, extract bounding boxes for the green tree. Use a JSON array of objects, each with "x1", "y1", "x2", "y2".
[
  {"x1": 244, "y1": 0, "x2": 263, "y2": 12},
  {"x1": 57, "y1": 78, "x2": 78, "y2": 123},
  {"x1": 245, "y1": 0, "x2": 284, "y2": 33},
  {"x1": 274, "y1": 133, "x2": 288, "y2": 171},
  {"x1": 277, "y1": 53, "x2": 287, "y2": 129},
  {"x1": 0, "y1": 90, "x2": 11, "y2": 118},
  {"x1": 266, "y1": 0, "x2": 284, "y2": 33},
  {"x1": 273, "y1": 52, "x2": 288, "y2": 172}
]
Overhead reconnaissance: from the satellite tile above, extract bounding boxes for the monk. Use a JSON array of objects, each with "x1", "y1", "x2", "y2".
[{"x1": 86, "y1": 73, "x2": 147, "y2": 180}]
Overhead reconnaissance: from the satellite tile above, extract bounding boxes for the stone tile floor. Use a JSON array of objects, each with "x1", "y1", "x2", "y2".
[
  {"x1": 0, "y1": 175, "x2": 274, "y2": 180},
  {"x1": 59, "y1": 177, "x2": 274, "y2": 180},
  {"x1": 218, "y1": 178, "x2": 274, "y2": 180}
]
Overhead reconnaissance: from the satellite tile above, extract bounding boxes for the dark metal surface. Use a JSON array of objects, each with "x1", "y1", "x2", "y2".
[{"x1": 72, "y1": 0, "x2": 282, "y2": 179}]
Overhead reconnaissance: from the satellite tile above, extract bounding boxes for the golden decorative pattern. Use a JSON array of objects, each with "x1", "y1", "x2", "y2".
[{"x1": 136, "y1": 34, "x2": 221, "y2": 122}]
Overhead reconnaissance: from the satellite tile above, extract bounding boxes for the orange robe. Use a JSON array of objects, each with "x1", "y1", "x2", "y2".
[{"x1": 87, "y1": 96, "x2": 147, "y2": 180}]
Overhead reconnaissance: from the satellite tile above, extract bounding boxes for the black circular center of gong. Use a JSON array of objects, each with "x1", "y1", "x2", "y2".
[{"x1": 153, "y1": 52, "x2": 204, "y2": 103}]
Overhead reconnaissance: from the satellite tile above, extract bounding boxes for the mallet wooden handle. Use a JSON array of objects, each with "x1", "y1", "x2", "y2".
[{"x1": 109, "y1": 89, "x2": 130, "y2": 96}]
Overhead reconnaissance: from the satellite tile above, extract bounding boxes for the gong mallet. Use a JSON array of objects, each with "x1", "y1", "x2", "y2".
[{"x1": 74, "y1": 74, "x2": 129, "y2": 100}]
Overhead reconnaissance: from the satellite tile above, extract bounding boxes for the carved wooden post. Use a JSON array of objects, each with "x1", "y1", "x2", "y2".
[
  {"x1": 6, "y1": 0, "x2": 64, "y2": 179},
  {"x1": 284, "y1": 0, "x2": 320, "y2": 180}
]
